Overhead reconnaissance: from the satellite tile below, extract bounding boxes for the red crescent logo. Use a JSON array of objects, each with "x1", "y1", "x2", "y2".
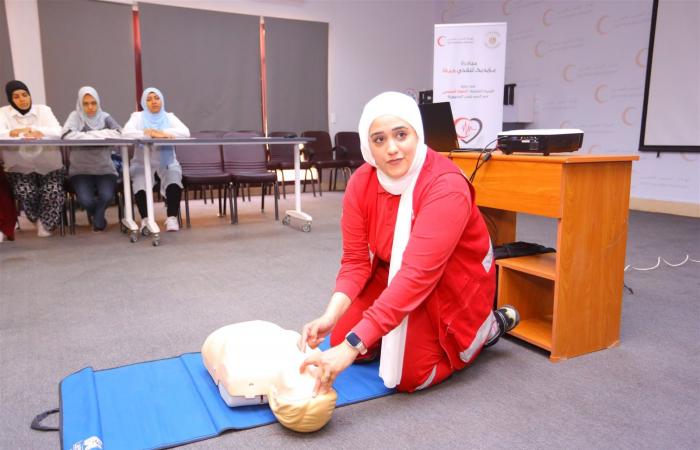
[
  {"x1": 636, "y1": 48, "x2": 647, "y2": 68},
  {"x1": 622, "y1": 107, "x2": 637, "y2": 126},
  {"x1": 502, "y1": 0, "x2": 512, "y2": 16},
  {"x1": 594, "y1": 84, "x2": 609, "y2": 103},
  {"x1": 562, "y1": 64, "x2": 576, "y2": 82},
  {"x1": 596, "y1": 16, "x2": 610, "y2": 35},
  {"x1": 534, "y1": 41, "x2": 546, "y2": 58},
  {"x1": 542, "y1": 9, "x2": 554, "y2": 26},
  {"x1": 587, "y1": 144, "x2": 601, "y2": 154},
  {"x1": 437, "y1": 35, "x2": 447, "y2": 47}
]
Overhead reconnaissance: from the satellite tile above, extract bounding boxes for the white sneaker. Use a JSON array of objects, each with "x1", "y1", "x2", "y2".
[
  {"x1": 165, "y1": 216, "x2": 179, "y2": 232},
  {"x1": 37, "y1": 220, "x2": 52, "y2": 237},
  {"x1": 0, "y1": 231, "x2": 5, "y2": 242},
  {"x1": 140, "y1": 218, "x2": 151, "y2": 236}
]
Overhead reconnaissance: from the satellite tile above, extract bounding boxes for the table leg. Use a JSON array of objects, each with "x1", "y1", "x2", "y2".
[
  {"x1": 142, "y1": 143, "x2": 160, "y2": 244},
  {"x1": 283, "y1": 143, "x2": 312, "y2": 232},
  {"x1": 120, "y1": 145, "x2": 138, "y2": 239}
]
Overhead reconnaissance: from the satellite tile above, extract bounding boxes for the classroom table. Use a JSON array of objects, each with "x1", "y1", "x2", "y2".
[{"x1": 1, "y1": 136, "x2": 315, "y2": 246}]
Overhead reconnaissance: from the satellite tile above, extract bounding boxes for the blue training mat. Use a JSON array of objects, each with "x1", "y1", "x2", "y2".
[{"x1": 58, "y1": 342, "x2": 394, "y2": 450}]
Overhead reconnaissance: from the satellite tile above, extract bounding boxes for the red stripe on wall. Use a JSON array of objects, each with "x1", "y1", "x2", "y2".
[{"x1": 132, "y1": 9, "x2": 143, "y2": 110}]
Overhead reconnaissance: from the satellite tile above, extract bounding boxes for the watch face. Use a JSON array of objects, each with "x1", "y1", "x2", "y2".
[{"x1": 346, "y1": 332, "x2": 361, "y2": 347}]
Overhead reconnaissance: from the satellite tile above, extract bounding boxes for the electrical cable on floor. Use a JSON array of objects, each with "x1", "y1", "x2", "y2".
[{"x1": 624, "y1": 254, "x2": 699, "y2": 272}]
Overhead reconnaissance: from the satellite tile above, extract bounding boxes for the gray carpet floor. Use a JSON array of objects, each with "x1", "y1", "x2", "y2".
[{"x1": 1, "y1": 190, "x2": 699, "y2": 449}]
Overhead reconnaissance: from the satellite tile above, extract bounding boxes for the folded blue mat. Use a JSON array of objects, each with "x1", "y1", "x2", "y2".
[{"x1": 57, "y1": 343, "x2": 394, "y2": 450}]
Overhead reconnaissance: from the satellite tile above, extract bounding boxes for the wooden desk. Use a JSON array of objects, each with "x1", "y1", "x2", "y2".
[{"x1": 447, "y1": 152, "x2": 638, "y2": 361}]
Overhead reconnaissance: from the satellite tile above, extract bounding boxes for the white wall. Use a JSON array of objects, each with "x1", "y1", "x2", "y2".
[
  {"x1": 435, "y1": 0, "x2": 699, "y2": 211},
  {"x1": 6, "y1": 0, "x2": 697, "y2": 210},
  {"x1": 5, "y1": 0, "x2": 435, "y2": 137},
  {"x1": 4, "y1": 0, "x2": 45, "y2": 103}
]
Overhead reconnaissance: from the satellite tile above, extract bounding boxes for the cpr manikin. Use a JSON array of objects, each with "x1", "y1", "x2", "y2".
[{"x1": 201, "y1": 321, "x2": 337, "y2": 432}]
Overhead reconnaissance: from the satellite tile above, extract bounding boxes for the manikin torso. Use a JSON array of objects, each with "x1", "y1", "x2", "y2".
[{"x1": 201, "y1": 321, "x2": 337, "y2": 432}]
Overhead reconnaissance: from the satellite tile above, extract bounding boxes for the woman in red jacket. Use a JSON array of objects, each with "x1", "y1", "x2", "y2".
[{"x1": 299, "y1": 92, "x2": 519, "y2": 395}]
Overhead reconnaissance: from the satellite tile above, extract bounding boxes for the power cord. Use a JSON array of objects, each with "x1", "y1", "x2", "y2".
[
  {"x1": 469, "y1": 138, "x2": 499, "y2": 183},
  {"x1": 624, "y1": 254, "x2": 699, "y2": 272},
  {"x1": 622, "y1": 255, "x2": 698, "y2": 295}
]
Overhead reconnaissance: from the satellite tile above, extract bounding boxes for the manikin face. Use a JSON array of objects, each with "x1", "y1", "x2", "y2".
[
  {"x1": 368, "y1": 115, "x2": 418, "y2": 179},
  {"x1": 11, "y1": 90, "x2": 31, "y2": 111},
  {"x1": 146, "y1": 92, "x2": 162, "y2": 113},
  {"x1": 201, "y1": 321, "x2": 337, "y2": 433},
  {"x1": 82, "y1": 94, "x2": 98, "y2": 117}
]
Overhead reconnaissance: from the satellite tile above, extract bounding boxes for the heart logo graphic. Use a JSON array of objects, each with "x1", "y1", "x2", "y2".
[{"x1": 454, "y1": 117, "x2": 483, "y2": 145}]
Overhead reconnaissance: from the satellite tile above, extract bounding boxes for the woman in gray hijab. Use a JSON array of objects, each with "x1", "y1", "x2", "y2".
[{"x1": 62, "y1": 86, "x2": 122, "y2": 232}]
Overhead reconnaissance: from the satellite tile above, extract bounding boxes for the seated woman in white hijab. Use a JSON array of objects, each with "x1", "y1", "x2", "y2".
[
  {"x1": 202, "y1": 321, "x2": 337, "y2": 433},
  {"x1": 0, "y1": 80, "x2": 63, "y2": 237},
  {"x1": 123, "y1": 87, "x2": 189, "y2": 232},
  {"x1": 298, "y1": 92, "x2": 519, "y2": 396},
  {"x1": 62, "y1": 86, "x2": 121, "y2": 232}
]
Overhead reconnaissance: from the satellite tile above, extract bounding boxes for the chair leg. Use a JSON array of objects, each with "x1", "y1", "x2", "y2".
[
  {"x1": 70, "y1": 195, "x2": 76, "y2": 235},
  {"x1": 247, "y1": 184, "x2": 251, "y2": 202},
  {"x1": 318, "y1": 168, "x2": 323, "y2": 197},
  {"x1": 218, "y1": 186, "x2": 222, "y2": 216},
  {"x1": 223, "y1": 185, "x2": 227, "y2": 216},
  {"x1": 280, "y1": 170, "x2": 286, "y2": 199},
  {"x1": 231, "y1": 183, "x2": 238, "y2": 224},
  {"x1": 273, "y1": 182, "x2": 279, "y2": 220},
  {"x1": 261, "y1": 183, "x2": 265, "y2": 212},
  {"x1": 185, "y1": 187, "x2": 191, "y2": 228}
]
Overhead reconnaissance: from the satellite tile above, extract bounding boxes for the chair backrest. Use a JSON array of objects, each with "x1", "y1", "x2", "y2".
[
  {"x1": 176, "y1": 131, "x2": 224, "y2": 172},
  {"x1": 334, "y1": 131, "x2": 362, "y2": 161},
  {"x1": 221, "y1": 131, "x2": 269, "y2": 173},
  {"x1": 301, "y1": 130, "x2": 334, "y2": 161},
  {"x1": 268, "y1": 131, "x2": 297, "y2": 163}
]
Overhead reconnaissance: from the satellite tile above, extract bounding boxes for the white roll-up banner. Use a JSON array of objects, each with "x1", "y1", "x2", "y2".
[{"x1": 434, "y1": 23, "x2": 507, "y2": 150}]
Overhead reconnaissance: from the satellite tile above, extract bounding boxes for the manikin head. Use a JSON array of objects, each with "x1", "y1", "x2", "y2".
[{"x1": 201, "y1": 321, "x2": 337, "y2": 432}]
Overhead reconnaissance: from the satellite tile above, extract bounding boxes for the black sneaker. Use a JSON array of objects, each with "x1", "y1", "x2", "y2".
[{"x1": 483, "y1": 305, "x2": 520, "y2": 348}]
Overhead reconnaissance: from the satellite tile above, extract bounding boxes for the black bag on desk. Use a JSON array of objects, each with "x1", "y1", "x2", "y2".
[
  {"x1": 492, "y1": 241, "x2": 556, "y2": 308},
  {"x1": 493, "y1": 241, "x2": 556, "y2": 260}
]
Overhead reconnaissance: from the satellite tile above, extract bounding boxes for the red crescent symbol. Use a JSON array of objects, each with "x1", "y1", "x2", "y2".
[
  {"x1": 562, "y1": 64, "x2": 575, "y2": 82},
  {"x1": 437, "y1": 36, "x2": 446, "y2": 47},
  {"x1": 596, "y1": 16, "x2": 609, "y2": 35},
  {"x1": 543, "y1": 9, "x2": 553, "y2": 26},
  {"x1": 622, "y1": 107, "x2": 637, "y2": 126},
  {"x1": 502, "y1": 0, "x2": 511, "y2": 16},
  {"x1": 594, "y1": 84, "x2": 608, "y2": 103},
  {"x1": 534, "y1": 41, "x2": 546, "y2": 58},
  {"x1": 587, "y1": 144, "x2": 601, "y2": 154},
  {"x1": 636, "y1": 48, "x2": 647, "y2": 68}
]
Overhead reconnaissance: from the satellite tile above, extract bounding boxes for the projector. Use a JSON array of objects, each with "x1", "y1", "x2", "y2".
[{"x1": 497, "y1": 129, "x2": 583, "y2": 155}]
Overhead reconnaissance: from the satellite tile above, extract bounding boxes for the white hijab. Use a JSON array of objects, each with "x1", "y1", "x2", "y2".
[
  {"x1": 357, "y1": 92, "x2": 428, "y2": 388},
  {"x1": 75, "y1": 86, "x2": 108, "y2": 130}
]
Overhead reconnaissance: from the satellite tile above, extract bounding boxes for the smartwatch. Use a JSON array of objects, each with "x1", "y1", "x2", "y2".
[{"x1": 345, "y1": 331, "x2": 368, "y2": 355}]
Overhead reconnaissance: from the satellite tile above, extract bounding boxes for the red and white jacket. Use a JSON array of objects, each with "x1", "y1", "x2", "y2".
[{"x1": 334, "y1": 149, "x2": 496, "y2": 370}]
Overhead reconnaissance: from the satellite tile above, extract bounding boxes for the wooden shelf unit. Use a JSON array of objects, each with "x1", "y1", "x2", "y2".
[{"x1": 447, "y1": 152, "x2": 638, "y2": 361}]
